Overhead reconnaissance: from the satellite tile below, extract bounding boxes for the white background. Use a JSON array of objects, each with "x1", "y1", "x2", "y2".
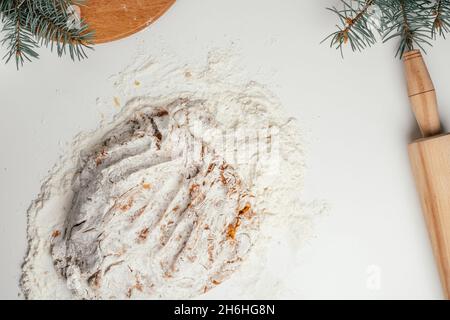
[{"x1": 1, "y1": 0, "x2": 449, "y2": 299}]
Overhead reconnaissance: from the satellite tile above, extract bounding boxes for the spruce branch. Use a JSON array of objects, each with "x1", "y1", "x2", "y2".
[
  {"x1": 381, "y1": 0, "x2": 433, "y2": 57},
  {"x1": 322, "y1": 0, "x2": 376, "y2": 56},
  {"x1": 431, "y1": 0, "x2": 450, "y2": 38},
  {"x1": 324, "y1": 0, "x2": 450, "y2": 57},
  {"x1": 0, "y1": 0, "x2": 93, "y2": 68},
  {"x1": 1, "y1": 0, "x2": 39, "y2": 68},
  {"x1": 27, "y1": 0, "x2": 93, "y2": 60}
]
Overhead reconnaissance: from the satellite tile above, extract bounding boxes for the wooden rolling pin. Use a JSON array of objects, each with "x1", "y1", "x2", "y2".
[{"x1": 404, "y1": 50, "x2": 450, "y2": 299}]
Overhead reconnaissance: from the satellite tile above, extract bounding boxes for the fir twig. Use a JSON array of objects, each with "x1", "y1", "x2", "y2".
[
  {"x1": 0, "y1": 0, "x2": 93, "y2": 68},
  {"x1": 28, "y1": 0, "x2": 93, "y2": 60},
  {"x1": 322, "y1": 0, "x2": 376, "y2": 57},
  {"x1": 1, "y1": 0, "x2": 39, "y2": 68},
  {"x1": 432, "y1": 0, "x2": 450, "y2": 38},
  {"x1": 324, "y1": 0, "x2": 450, "y2": 58},
  {"x1": 381, "y1": 0, "x2": 432, "y2": 57}
]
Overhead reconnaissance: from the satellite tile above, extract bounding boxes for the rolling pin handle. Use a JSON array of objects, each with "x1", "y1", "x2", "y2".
[{"x1": 403, "y1": 50, "x2": 442, "y2": 138}]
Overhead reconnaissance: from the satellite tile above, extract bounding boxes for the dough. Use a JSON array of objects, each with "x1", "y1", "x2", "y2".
[{"x1": 51, "y1": 99, "x2": 259, "y2": 299}]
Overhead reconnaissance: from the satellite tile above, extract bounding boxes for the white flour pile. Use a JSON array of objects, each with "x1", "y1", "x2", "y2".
[{"x1": 22, "y1": 47, "x2": 314, "y2": 299}]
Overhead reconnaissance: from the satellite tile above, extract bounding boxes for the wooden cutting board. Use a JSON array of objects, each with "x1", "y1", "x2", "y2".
[{"x1": 79, "y1": 0, "x2": 176, "y2": 44}]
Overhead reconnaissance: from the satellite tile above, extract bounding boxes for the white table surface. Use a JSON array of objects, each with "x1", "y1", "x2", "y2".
[{"x1": 1, "y1": 0, "x2": 449, "y2": 299}]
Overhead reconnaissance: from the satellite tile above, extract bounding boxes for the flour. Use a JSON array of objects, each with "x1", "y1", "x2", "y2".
[{"x1": 21, "y1": 47, "x2": 315, "y2": 299}]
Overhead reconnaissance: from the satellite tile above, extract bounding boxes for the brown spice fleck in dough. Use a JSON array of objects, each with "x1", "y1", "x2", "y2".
[
  {"x1": 51, "y1": 230, "x2": 61, "y2": 238},
  {"x1": 130, "y1": 205, "x2": 147, "y2": 222},
  {"x1": 238, "y1": 203, "x2": 253, "y2": 219},
  {"x1": 220, "y1": 169, "x2": 227, "y2": 185},
  {"x1": 126, "y1": 287, "x2": 132, "y2": 298},
  {"x1": 150, "y1": 117, "x2": 162, "y2": 149},
  {"x1": 207, "y1": 163, "x2": 216, "y2": 174},
  {"x1": 225, "y1": 204, "x2": 253, "y2": 241},
  {"x1": 201, "y1": 144, "x2": 205, "y2": 159},
  {"x1": 113, "y1": 96, "x2": 121, "y2": 108},
  {"x1": 189, "y1": 183, "x2": 200, "y2": 196},
  {"x1": 119, "y1": 197, "x2": 134, "y2": 212},
  {"x1": 142, "y1": 183, "x2": 151, "y2": 190},
  {"x1": 135, "y1": 280, "x2": 143, "y2": 292},
  {"x1": 137, "y1": 227, "x2": 149, "y2": 243},
  {"x1": 95, "y1": 149, "x2": 108, "y2": 166},
  {"x1": 88, "y1": 270, "x2": 101, "y2": 289},
  {"x1": 104, "y1": 260, "x2": 124, "y2": 273},
  {"x1": 126, "y1": 274, "x2": 144, "y2": 298},
  {"x1": 207, "y1": 240, "x2": 214, "y2": 262},
  {"x1": 154, "y1": 109, "x2": 168, "y2": 117},
  {"x1": 226, "y1": 219, "x2": 241, "y2": 240}
]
